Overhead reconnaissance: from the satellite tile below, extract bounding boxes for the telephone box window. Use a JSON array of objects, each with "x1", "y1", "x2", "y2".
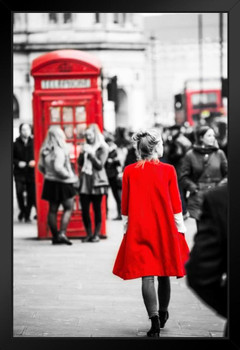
[
  {"x1": 76, "y1": 123, "x2": 87, "y2": 139},
  {"x1": 63, "y1": 106, "x2": 73, "y2": 122},
  {"x1": 50, "y1": 106, "x2": 61, "y2": 122},
  {"x1": 64, "y1": 125, "x2": 74, "y2": 139},
  {"x1": 75, "y1": 106, "x2": 86, "y2": 122},
  {"x1": 73, "y1": 198, "x2": 78, "y2": 211},
  {"x1": 76, "y1": 143, "x2": 82, "y2": 159},
  {"x1": 68, "y1": 142, "x2": 76, "y2": 160}
]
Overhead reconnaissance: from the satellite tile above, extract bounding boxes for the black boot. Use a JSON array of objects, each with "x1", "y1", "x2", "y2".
[
  {"x1": 82, "y1": 227, "x2": 93, "y2": 243},
  {"x1": 52, "y1": 231, "x2": 72, "y2": 245},
  {"x1": 159, "y1": 310, "x2": 169, "y2": 328},
  {"x1": 52, "y1": 234, "x2": 62, "y2": 244},
  {"x1": 59, "y1": 231, "x2": 72, "y2": 245},
  {"x1": 147, "y1": 315, "x2": 160, "y2": 338},
  {"x1": 25, "y1": 206, "x2": 32, "y2": 223},
  {"x1": 18, "y1": 211, "x2": 24, "y2": 222},
  {"x1": 50, "y1": 229, "x2": 60, "y2": 245},
  {"x1": 90, "y1": 234, "x2": 100, "y2": 242},
  {"x1": 113, "y1": 215, "x2": 122, "y2": 221},
  {"x1": 82, "y1": 235, "x2": 93, "y2": 243},
  {"x1": 90, "y1": 223, "x2": 101, "y2": 243}
]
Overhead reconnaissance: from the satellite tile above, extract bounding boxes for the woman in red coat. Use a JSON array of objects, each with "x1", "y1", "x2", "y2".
[{"x1": 112, "y1": 128, "x2": 189, "y2": 337}]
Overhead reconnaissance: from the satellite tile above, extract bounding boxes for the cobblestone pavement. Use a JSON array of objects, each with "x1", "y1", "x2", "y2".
[{"x1": 13, "y1": 194, "x2": 226, "y2": 338}]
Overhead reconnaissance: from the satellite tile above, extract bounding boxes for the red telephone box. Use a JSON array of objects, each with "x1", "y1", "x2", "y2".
[{"x1": 30, "y1": 49, "x2": 107, "y2": 239}]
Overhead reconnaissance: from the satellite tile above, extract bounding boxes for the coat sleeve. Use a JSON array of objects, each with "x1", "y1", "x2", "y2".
[
  {"x1": 179, "y1": 151, "x2": 198, "y2": 193},
  {"x1": 38, "y1": 152, "x2": 45, "y2": 174},
  {"x1": 219, "y1": 149, "x2": 228, "y2": 179},
  {"x1": 185, "y1": 190, "x2": 227, "y2": 318},
  {"x1": 169, "y1": 166, "x2": 182, "y2": 214},
  {"x1": 13, "y1": 141, "x2": 22, "y2": 167},
  {"x1": 53, "y1": 150, "x2": 71, "y2": 179},
  {"x1": 90, "y1": 146, "x2": 109, "y2": 170},
  {"x1": 121, "y1": 167, "x2": 129, "y2": 216}
]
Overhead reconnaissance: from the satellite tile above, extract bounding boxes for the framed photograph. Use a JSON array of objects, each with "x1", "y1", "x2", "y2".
[{"x1": 2, "y1": 0, "x2": 240, "y2": 349}]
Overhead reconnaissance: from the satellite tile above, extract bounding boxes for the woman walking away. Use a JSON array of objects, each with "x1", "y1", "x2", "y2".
[
  {"x1": 38, "y1": 126, "x2": 78, "y2": 245},
  {"x1": 179, "y1": 125, "x2": 228, "y2": 228},
  {"x1": 78, "y1": 123, "x2": 109, "y2": 243},
  {"x1": 112, "y1": 129, "x2": 189, "y2": 337}
]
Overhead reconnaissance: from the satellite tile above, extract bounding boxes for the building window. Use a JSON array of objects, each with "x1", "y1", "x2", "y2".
[
  {"x1": 49, "y1": 13, "x2": 58, "y2": 23},
  {"x1": 113, "y1": 13, "x2": 119, "y2": 24},
  {"x1": 95, "y1": 13, "x2": 100, "y2": 23},
  {"x1": 116, "y1": 88, "x2": 128, "y2": 114},
  {"x1": 13, "y1": 13, "x2": 26, "y2": 30},
  {"x1": 113, "y1": 13, "x2": 126, "y2": 26},
  {"x1": 13, "y1": 95, "x2": 19, "y2": 120},
  {"x1": 63, "y1": 13, "x2": 72, "y2": 23},
  {"x1": 48, "y1": 13, "x2": 73, "y2": 25}
]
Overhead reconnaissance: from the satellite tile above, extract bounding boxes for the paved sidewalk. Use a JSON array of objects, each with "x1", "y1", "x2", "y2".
[{"x1": 13, "y1": 205, "x2": 226, "y2": 338}]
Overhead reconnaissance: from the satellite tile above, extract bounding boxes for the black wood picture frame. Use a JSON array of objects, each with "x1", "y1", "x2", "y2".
[{"x1": 1, "y1": 1, "x2": 240, "y2": 349}]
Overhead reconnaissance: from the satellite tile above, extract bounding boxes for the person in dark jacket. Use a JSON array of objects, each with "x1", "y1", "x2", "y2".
[
  {"x1": 78, "y1": 123, "x2": 109, "y2": 242},
  {"x1": 165, "y1": 125, "x2": 192, "y2": 217},
  {"x1": 13, "y1": 123, "x2": 36, "y2": 222},
  {"x1": 105, "y1": 133, "x2": 123, "y2": 220},
  {"x1": 180, "y1": 126, "x2": 227, "y2": 227},
  {"x1": 185, "y1": 182, "x2": 228, "y2": 336},
  {"x1": 115, "y1": 127, "x2": 131, "y2": 171},
  {"x1": 124, "y1": 142, "x2": 138, "y2": 168}
]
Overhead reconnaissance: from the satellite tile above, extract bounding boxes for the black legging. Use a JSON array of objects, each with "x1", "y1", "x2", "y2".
[
  {"x1": 142, "y1": 276, "x2": 171, "y2": 318},
  {"x1": 108, "y1": 177, "x2": 122, "y2": 216},
  {"x1": 80, "y1": 194, "x2": 103, "y2": 236},
  {"x1": 15, "y1": 179, "x2": 36, "y2": 219},
  {"x1": 48, "y1": 197, "x2": 74, "y2": 238}
]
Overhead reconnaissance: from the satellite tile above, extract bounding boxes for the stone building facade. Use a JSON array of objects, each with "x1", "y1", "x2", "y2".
[
  {"x1": 13, "y1": 13, "x2": 227, "y2": 139},
  {"x1": 13, "y1": 13, "x2": 148, "y2": 139}
]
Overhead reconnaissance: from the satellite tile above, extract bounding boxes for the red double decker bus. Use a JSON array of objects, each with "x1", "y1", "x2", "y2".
[{"x1": 174, "y1": 79, "x2": 227, "y2": 126}]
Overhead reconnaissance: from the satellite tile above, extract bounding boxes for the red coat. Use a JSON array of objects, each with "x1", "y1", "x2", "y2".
[{"x1": 112, "y1": 160, "x2": 189, "y2": 280}]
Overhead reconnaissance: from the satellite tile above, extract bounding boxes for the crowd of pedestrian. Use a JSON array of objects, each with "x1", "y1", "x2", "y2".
[
  {"x1": 102, "y1": 120, "x2": 227, "y2": 224},
  {"x1": 110, "y1": 122, "x2": 228, "y2": 337},
  {"x1": 13, "y1": 119, "x2": 228, "y2": 337},
  {"x1": 14, "y1": 120, "x2": 228, "y2": 234}
]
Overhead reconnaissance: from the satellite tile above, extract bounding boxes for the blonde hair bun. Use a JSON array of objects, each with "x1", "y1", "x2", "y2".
[
  {"x1": 132, "y1": 131, "x2": 149, "y2": 142},
  {"x1": 132, "y1": 128, "x2": 162, "y2": 160}
]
